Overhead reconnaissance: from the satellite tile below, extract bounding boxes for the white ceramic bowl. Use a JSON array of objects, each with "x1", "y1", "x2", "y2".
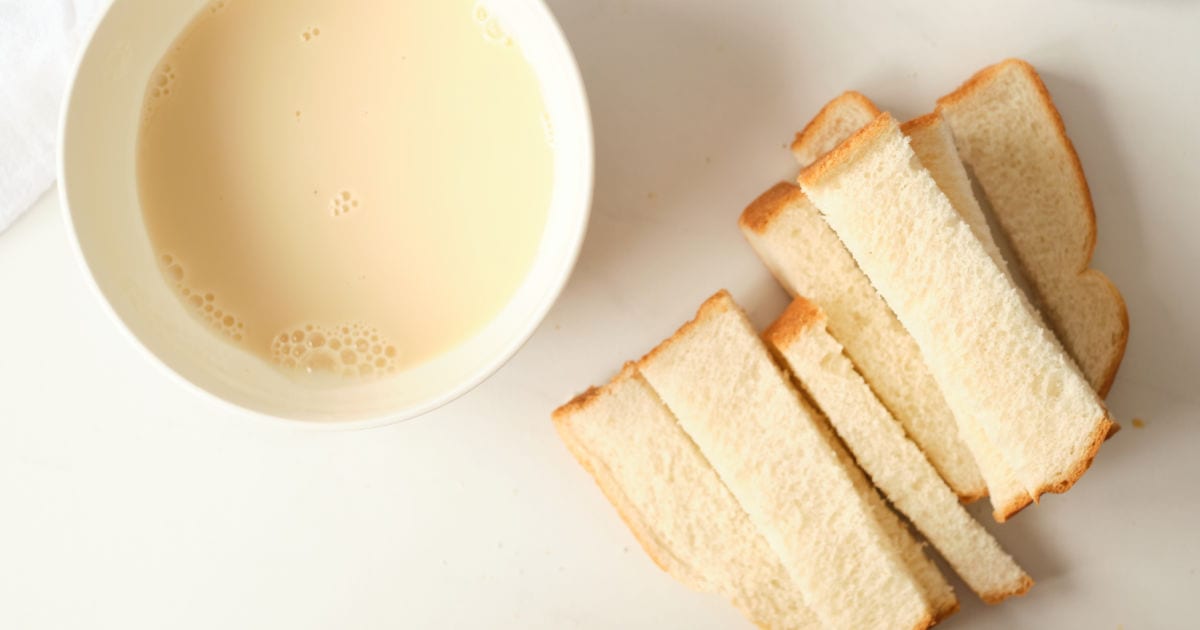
[{"x1": 59, "y1": 0, "x2": 592, "y2": 426}]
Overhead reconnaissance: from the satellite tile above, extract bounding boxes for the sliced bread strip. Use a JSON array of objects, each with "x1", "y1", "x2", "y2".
[
  {"x1": 900, "y1": 112, "x2": 1038, "y2": 515},
  {"x1": 552, "y1": 365, "x2": 820, "y2": 629},
  {"x1": 799, "y1": 113, "x2": 1115, "y2": 500},
  {"x1": 902, "y1": 113, "x2": 1007, "y2": 273},
  {"x1": 765, "y1": 298, "x2": 1033, "y2": 603},
  {"x1": 820, "y1": 409, "x2": 958, "y2": 626},
  {"x1": 790, "y1": 91, "x2": 880, "y2": 167},
  {"x1": 740, "y1": 183, "x2": 992, "y2": 506},
  {"x1": 793, "y1": 95, "x2": 1054, "y2": 513},
  {"x1": 905, "y1": 111, "x2": 1121, "y2": 444},
  {"x1": 637, "y1": 291, "x2": 956, "y2": 630},
  {"x1": 937, "y1": 59, "x2": 1129, "y2": 397},
  {"x1": 778, "y1": 93, "x2": 997, "y2": 505}
]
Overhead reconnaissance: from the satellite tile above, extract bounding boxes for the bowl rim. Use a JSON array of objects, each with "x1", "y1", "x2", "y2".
[{"x1": 56, "y1": 0, "x2": 593, "y2": 430}]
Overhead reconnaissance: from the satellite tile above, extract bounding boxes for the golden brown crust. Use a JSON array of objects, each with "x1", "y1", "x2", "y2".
[
  {"x1": 797, "y1": 112, "x2": 895, "y2": 190},
  {"x1": 933, "y1": 598, "x2": 960, "y2": 624},
  {"x1": 791, "y1": 91, "x2": 881, "y2": 155},
  {"x1": 1035, "y1": 414, "x2": 1116, "y2": 500},
  {"x1": 956, "y1": 487, "x2": 989, "y2": 505},
  {"x1": 898, "y1": 112, "x2": 941, "y2": 136},
  {"x1": 979, "y1": 573, "x2": 1035, "y2": 605},
  {"x1": 636, "y1": 290, "x2": 736, "y2": 370},
  {"x1": 937, "y1": 58, "x2": 1129, "y2": 398},
  {"x1": 738, "y1": 182, "x2": 805, "y2": 234},
  {"x1": 551, "y1": 386, "x2": 604, "y2": 423},
  {"x1": 993, "y1": 493, "x2": 1035, "y2": 523},
  {"x1": 762, "y1": 296, "x2": 826, "y2": 349},
  {"x1": 551, "y1": 363, "x2": 639, "y2": 423},
  {"x1": 1088, "y1": 268, "x2": 1130, "y2": 398},
  {"x1": 915, "y1": 596, "x2": 960, "y2": 630}
]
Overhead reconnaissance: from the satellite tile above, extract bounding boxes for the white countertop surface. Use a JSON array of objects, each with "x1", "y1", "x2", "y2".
[{"x1": 3, "y1": 1, "x2": 1199, "y2": 628}]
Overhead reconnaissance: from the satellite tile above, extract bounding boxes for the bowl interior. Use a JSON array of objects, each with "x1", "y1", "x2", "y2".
[{"x1": 60, "y1": 0, "x2": 591, "y2": 424}]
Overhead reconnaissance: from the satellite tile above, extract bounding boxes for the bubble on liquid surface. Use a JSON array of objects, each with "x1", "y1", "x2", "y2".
[
  {"x1": 270, "y1": 321, "x2": 399, "y2": 378},
  {"x1": 159, "y1": 252, "x2": 245, "y2": 342},
  {"x1": 145, "y1": 61, "x2": 178, "y2": 120},
  {"x1": 484, "y1": 20, "x2": 505, "y2": 41},
  {"x1": 330, "y1": 190, "x2": 359, "y2": 216},
  {"x1": 473, "y1": 1, "x2": 515, "y2": 46}
]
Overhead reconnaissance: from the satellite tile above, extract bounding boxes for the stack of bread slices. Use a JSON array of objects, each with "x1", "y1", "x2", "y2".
[{"x1": 553, "y1": 59, "x2": 1128, "y2": 629}]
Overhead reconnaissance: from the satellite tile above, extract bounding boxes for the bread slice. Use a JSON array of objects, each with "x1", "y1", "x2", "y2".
[
  {"x1": 900, "y1": 112, "x2": 1038, "y2": 515},
  {"x1": 552, "y1": 365, "x2": 820, "y2": 629},
  {"x1": 637, "y1": 291, "x2": 956, "y2": 630},
  {"x1": 740, "y1": 183, "x2": 989, "y2": 504},
  {"x1": 937, "y1": 59, "x2": 1129, "y2": 397},
  {"x1": 906, "y1": 110, "x2": 1123, "y2": 447},
  {"x1": 791, "y1": 91, "x2": 880, "y2": 167},
  {"x1": 799, "y1": 113, "x2": 1115, "y2": 500},
  {"x1": 765, "y1": 298, "x2": 1033, "y2": 603},
  {"x1": 821, "y1": 410, "x2": 959, "y2": 626},
  {"x1": 901, "y1": 113, "x2": 1007, "y2": 273}
]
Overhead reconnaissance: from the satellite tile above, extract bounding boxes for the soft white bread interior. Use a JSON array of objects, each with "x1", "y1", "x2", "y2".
[
  {"x1": 937, "y1": 59, "x2": 1129, "y2": 397},
  {"x1": 790, "y1": 91, "x2": 881, "y2": 167},
  {"x1": 799, "y1": 113, "x2": 1115, "y2": 501},
  {"x1": 638, "y1": 291, "x2": 955, "y2": 630},
  {"x1": 740, "y1": 183, "x2": 987, "y2": 503},
  {"x1": 552, "y1": 365, "x2": 820, "y2": 629},
  {"x1": 765, "y1": 298, "x2": 1034, "y2": 602},
  {"x1": 900, "y1": 112, "x2": 1035, "y2": 517},
  {"x1": 902, "y1": 113, "x2": 1007, "y2": 272}
]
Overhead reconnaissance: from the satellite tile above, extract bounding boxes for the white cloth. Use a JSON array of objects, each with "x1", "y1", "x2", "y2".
[{"x1": 0, "y1": 0, "x2": 104, "y2": 233}]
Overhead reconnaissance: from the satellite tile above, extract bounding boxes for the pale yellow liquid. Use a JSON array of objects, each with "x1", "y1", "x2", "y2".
[{"x1": 138, "y1": 0, "x2": 553, "y2": 377}]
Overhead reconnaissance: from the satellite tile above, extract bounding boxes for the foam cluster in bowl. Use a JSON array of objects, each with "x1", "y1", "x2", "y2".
[
  {"x1": 271, "y1": 322, "x2": 399, "y2": 376},
  {"x1": 160, "y1": 254, "x2": 245, "y2": 341}
]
